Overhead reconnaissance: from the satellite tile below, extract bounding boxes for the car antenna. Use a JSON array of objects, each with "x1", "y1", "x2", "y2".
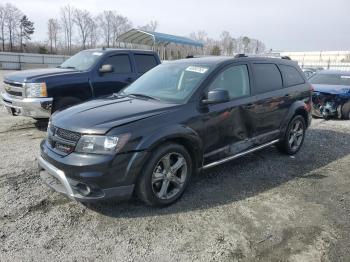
[{"x1": 102, "y1": 46, "x2": 106, "y2": 51}]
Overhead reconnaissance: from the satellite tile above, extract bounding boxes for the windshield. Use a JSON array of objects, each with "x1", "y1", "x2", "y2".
[
  {"x1": 59, "y1": 50, "x2": 103, "y2": 71},
  {"x1": 309, "y1": 73, "x2": 350, "y2": 86},
  {"x1": 121, "y1": 63, "x2": 213, "y2": 103}
]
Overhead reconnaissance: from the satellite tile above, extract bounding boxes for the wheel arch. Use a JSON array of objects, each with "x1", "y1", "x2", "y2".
[
  {"x1": 137, "y1": 125, "x2": 204, "y2": 173},
  {"x1": 280, "y1": 101, "x2": 310, "y2": 136}
]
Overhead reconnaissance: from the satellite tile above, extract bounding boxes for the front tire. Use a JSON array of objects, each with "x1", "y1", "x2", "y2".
[
  {"x1": 341, "y1": 101, "x2": 350, "y2": 120},
  {"x1": 277, "y1": 115, "x2": 306, "y2": 155},
  {"x1": 136, "y1": 143, "x2": 192, "y2": 207}
]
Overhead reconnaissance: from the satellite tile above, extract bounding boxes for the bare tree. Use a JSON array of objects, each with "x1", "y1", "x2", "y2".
[
  {"x1": 73, "y1": 8, "x2": 93, "y2": 49},
  {"x1": 87, "y1": 18, "x2": 98, "y2": 48},
  {"x1": 111, "y1": 14, "x2": 132, "y2": 46},
  {"x1": 60, "y1": 5, "x2": 74, "y2": 54},
  {"x1": 97, "y1": 10, "x2": 114, "y2": 47},
  {"x1": 4, "y1": 3, "x2": 22, "y2": 51},
  {"x1": 0, "y1": 4, "x2": 6, "y2": 51},
  {"x1": 220, "y1": 31, "x2": 235, "y2": 56},
  {"x1": 242, "y1": 36, "x2": 250, "y2": 54},
  {"x1": 47, "y1": 18, "x2": 60, "y2": 53},
  {"x1": 139, "y1": 20, "x2": 158, "y2": 32}
]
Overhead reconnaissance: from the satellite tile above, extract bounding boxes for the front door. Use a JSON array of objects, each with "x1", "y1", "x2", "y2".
[
  {"x1": 92, "y1": 53, "x2": 137, "y2": 97},
  {"x1": 202, "y1": 63, "x2": 257, "y2": 164}
]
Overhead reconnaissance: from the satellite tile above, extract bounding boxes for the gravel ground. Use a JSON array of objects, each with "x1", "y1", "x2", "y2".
[{"x1": 0, "y1": 70, "x2": 350, "y2": 261}]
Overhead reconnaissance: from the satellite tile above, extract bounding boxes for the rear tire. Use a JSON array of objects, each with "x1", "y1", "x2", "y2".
[
  {"x1": 136, "y1": 143, "x2": 192, "y2": 207},
  {"x1": 277, "y1": 115, "x2": 306, "y2": 155},
  {"x1": 341, "y1": 101, "x2": 350, "y2": 120}
]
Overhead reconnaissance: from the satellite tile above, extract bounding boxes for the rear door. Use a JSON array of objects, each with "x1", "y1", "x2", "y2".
[
  {"x1": 133, "y1": 53, "x2": 159, "y2": 78},
  {"x1": 250, "y1": 63, "x2": 287, "y2": 138},
  {"x1": 92, "y1": 53, "x2": 135, "y2": 97}
]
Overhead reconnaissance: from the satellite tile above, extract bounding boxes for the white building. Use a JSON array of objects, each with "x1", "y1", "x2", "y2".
[{"x1": 280, "y1": 51, "x2": 350, "y2": 71}]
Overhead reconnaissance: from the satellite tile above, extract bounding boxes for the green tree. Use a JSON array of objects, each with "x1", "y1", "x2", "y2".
[
  {"x1": 19, "y1": 15, "x2": 34, "y2": 52},
  {"x1": 38, "y1": 45, "x2": 48, "y2": 54},
  {"x1": 210, "y1": 45, "x2": 221, "y2": 56}
]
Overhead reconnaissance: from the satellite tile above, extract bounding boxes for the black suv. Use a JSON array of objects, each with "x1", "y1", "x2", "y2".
[{"x1": 38, "y1": 56, "x2": 312, "y2": 206}]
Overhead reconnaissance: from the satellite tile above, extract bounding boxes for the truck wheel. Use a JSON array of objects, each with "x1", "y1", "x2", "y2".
[
  {"x1": 136, "y1": 143, "x2": 192, "y2": 207},
  {"x1": 277, "y1": 115, "x2": 306, "y2": 155},
  {"x1": 341, "y1": 101, "x2": 350, "y2": 120},
  {"x1": 52, "y1": 97, "x2": 81, "y2": 113}
]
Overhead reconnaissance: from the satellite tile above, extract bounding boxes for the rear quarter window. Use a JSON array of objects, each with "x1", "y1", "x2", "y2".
[
  {"x1": 134, "y1": 54, "x2": 158, "y2": 73},
  {"x1": 279, "y1": 64, "x2": 305, "y2": 87},
  {"x1": 252, "y1": 63, "x2": 283, "y2": 94}
]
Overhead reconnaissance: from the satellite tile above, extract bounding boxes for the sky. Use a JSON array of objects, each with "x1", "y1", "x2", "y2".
[{"x1": 2, "y1": 0, "x2": 350, "y2": 51}]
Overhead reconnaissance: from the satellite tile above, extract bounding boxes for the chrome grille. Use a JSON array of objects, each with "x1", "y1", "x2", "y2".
[
  {"x1": 3, "y1": 81, "x2": 23, "y2": 97},
  {"x1": 47, "y1": 125, "x2": 81, "y2": 154},
  {"x1": 56, "y1": 128, "x2": 81, "y2": 142}
]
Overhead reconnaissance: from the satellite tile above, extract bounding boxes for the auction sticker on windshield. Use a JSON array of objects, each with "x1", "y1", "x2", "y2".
[
  {"x1": 185, "y1": 66, "x2": 209, "y2": 74},
  {"x1": 93, "y1": 52, "x2": 103, "y2": 56}
]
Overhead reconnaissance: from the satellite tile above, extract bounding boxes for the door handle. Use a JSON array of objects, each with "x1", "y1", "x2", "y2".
[
  {"x1": 243, "y1": 103, "x2": 254, "y2": 109},
  {"x1": 126, "y1": 77, "x2": 133, "y2": 83},
  {"x1": 284, "y1": 94, "x2": 291, "y2": 97}
]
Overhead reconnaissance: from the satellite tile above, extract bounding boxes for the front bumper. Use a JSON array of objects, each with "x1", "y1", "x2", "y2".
[
  {"x1": 1, "y1": 92, "x2": 52, "y2": 118},
  {"x1": 38, "y1": 141, "x2": 148, "y2": 202},
  {"x1": 38, "y1": 156, "x2": 135, "y2": 202}
]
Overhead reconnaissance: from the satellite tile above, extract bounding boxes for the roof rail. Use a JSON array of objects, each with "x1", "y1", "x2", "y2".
[{"x1": 281, "y1": 56, "x2": 291, "y2": 60}]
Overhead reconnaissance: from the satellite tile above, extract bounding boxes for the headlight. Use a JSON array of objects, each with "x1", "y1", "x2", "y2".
[
  {"x1": 24, "y1": 82, "x2": 47, "y2": 97},
  {"x1": 75, "y1": 134, "x2": 131, "y2": 155}
]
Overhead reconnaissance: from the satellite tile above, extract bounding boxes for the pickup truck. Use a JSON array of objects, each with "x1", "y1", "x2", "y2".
[{"x1": 1, "y1": 48, "x2": 161, "y2": 119}]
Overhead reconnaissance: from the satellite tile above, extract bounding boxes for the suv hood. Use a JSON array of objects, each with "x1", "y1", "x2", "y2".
[
  {"x1": 4, "y1": 68, "x2": 78, "y2": 83},
  {"x1": 52, "y1": 96, "x2": 179, "y2": 134}
]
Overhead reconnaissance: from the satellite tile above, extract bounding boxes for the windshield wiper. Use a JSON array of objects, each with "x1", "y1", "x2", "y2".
[
  {"x1": 58, "y1": 66, "x2": 77, "y2": 70},
  {"x1": 126, "y1": 93, "x2": 160, "y2": 101}
]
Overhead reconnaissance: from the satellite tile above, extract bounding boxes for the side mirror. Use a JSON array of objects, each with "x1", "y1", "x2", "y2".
[
  {"x1": 202, "y1": 89, "x2": 230, "y2": 105},
  {"x1": 99, "y1": 64, "x2": 113, "y2": 73}
]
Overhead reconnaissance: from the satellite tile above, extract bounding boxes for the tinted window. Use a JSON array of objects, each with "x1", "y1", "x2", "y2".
[
  {"x1": 209, "y1": 65, "x2": 250, "y2": 99},
  {"x1": 309, "y1": 73, "x2": 350, "y2": 86},
  {"x1": 134, "y1": 54, "x2": 158, "y2": 73},
  {"x1": 279, "y1": 64, "x2": 304, "y2": 86},
  {"x1": 252, "y1": 63, "x2": 282, "y2": 94},
  {"x1": 102, "y1": 54, "x2": 131, "y2": 74}
]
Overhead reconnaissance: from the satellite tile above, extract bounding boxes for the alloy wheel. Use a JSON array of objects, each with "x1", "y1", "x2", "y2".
[
  {"x1": 151, "y1": 152, "x2": 188, "y2": 200},
  {"x1": 288, "y1": 119, "x2": 304, "y2": 151}
]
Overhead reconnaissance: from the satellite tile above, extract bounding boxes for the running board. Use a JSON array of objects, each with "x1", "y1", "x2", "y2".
[{"x1": 202, "y1": 139, "x2": 280, "y2": 170}]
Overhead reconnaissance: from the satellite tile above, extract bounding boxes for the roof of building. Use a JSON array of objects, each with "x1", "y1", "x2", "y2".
[{"x1": 117, "y1": 29, "x2": 204, "y2": 47}]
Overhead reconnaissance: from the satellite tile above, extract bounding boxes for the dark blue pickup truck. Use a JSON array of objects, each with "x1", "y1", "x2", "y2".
[{"x1": 1, "y1": 48, "x2": 161, "y2": 119}]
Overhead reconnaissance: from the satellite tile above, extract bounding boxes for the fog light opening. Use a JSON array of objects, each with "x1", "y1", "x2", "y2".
[{"x1": 76, "y1": 183, "x2": 91, "y2": 196}]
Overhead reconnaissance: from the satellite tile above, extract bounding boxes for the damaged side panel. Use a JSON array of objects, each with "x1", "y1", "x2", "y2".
[{"x1": 203, "y1": 102, "x2": 255, "y2": 165}]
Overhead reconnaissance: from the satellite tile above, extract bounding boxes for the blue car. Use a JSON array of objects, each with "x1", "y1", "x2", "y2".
[{"x1": 310, "y1": 70, "x2": 350, "y2": 119}]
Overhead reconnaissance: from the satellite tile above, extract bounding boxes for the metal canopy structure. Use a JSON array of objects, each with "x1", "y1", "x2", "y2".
[
  {"x1": 116, "y1": 28, "x2": 203, "y2": 60},
  {"x1": 117, "y1": 29, "x2": 203, "y2": 47}
]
